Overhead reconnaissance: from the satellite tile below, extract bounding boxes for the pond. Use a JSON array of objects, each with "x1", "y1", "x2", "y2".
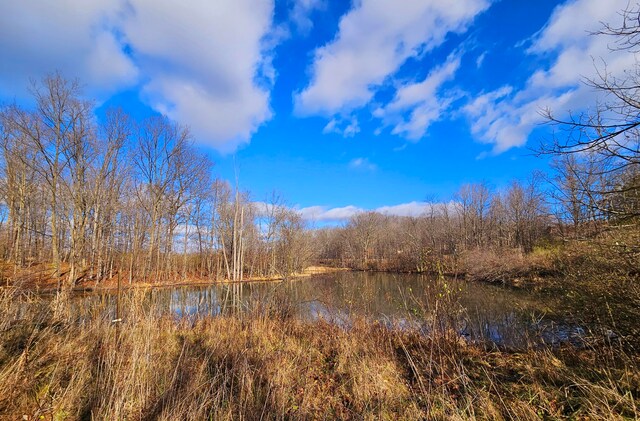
[{"x1": 69, "y1": 271, "x2": 628, "y2": 350}]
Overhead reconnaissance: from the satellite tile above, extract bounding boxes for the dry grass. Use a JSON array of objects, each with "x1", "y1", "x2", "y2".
[
  {"x1": 461, "y1": 248, "x2": 558, "y2": 286},
  {"x1": 0, "y1": 287, "x2": 638, "y2": 420},
  {"x1": 554, "y1": 228, "x2": 640, "y2": 287},
  {"x1": 461, "y1": 225, "x2": 640, "y2": 290}
]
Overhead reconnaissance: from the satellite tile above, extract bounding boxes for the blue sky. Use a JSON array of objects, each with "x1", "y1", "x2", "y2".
[{"x1": 0, "y1": 0, "x2": 635, "y2": 222}]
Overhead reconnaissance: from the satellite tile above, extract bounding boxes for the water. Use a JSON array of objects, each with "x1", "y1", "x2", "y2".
[{"x1": 73, "y1": 271, "x2": 605, "y2": 349}]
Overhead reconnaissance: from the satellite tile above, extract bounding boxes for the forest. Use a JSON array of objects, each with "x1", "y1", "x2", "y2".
[{"x1": 0, "y1": 74, "x2": 637, "y2": 290}]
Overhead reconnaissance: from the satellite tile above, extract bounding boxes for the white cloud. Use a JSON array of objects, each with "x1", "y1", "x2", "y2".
[
  {"x1": 0, "y1": 0, "x2": 138, "y2": 99},
  {"x1": 378, "y1": 54, "x2": 461, "y2": 139},
  {"x1": 464, "y1": 0, "x2": 635, "y2": 153},
  {"x1": 0, "y1": 0, "x2": 276, "y2": 153},
  {"x1": 376, "y1": 201, "x2": 436, "y2": 217},
  {"x1": 348, "y1": 157, "x2": 377, "y2": 171},
  {"x1": 251, "y1": 201, "x2": 274, "y2": 218},
  {"x1": 475, "y1": 51, "x2": 487, "y2": 68},
  {"x1": 343, "y1": 119, "x2": 361, "y2": 137},
  {"x1": 298, "y1": 205, "x2": 363, "y2": 221},
  {"x1": 294, "y1": 0, "x2": 490, "y2": 116},
  {"x1": 297, "y1": 201, "x2": 448, "y2": 222},
  {"x1": 322, "y1": 119, "x2": 337, "y2": 134},
  {"x1": 290, "y1": 0, "x2": 326, "y2": 35},
  {"x1": 323, "y1": 117, "x2": 361, "y2": 137},
  {"x1": 122, "y1": 0, "x2": 274, "y2": 152}
]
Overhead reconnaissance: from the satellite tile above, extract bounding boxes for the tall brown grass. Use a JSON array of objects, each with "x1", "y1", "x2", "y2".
[
  {"x1": 0, "y1": 286, "x2": 637, "y2": 420},
  {"x1": 461, "y1": 248, "x2": 558, "y2": 285}
]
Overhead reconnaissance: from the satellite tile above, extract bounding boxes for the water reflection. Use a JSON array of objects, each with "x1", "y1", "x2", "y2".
[{"x1": 75, "y1": 272, "x2": 591, "y2": 349}]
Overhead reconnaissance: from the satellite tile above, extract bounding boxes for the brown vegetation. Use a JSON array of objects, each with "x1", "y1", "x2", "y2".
[
  {"x1": 0, "y1": 287, "x2": 638, "y2": 420},
  {"x1": 460, "y1": 248, "x2": 557, "y2": 285}
]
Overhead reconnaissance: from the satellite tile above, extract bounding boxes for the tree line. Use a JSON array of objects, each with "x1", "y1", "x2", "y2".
[
  {"x1": 0, "y1": 75, "x2": 314, "y2": 288},
  {"x1": 313, "y1": 179, "x2": 550, "y2": 272}
]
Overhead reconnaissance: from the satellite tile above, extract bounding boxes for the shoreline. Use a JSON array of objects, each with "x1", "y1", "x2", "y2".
[
  {"x1": 1, "y1": 265, "x2": 353, "y2": 294},
  {"x1": 0, "y1": 264, "x2": 556, "y2": 294},
  {"x1": 2, "y1": 256, "x2": 633, "y2": 298}
]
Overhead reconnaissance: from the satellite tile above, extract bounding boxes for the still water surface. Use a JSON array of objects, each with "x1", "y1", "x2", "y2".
[{"x1": 74, "y1": 271, "x2": 608, "y2": 349}]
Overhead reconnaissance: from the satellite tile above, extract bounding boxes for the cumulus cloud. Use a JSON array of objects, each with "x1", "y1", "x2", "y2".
[
  {"x1": 0, "y1": 0, "x2": 276, "y2": 152},
  {"x1": 463, "y1": 0, "x2": 635, "y2": 153},
  {"x1": 0, "y1": 0, "x2": 138, "y2": 98},
  {"x1": 377, "y1": 54, "x2": 461, "y2": 139},
  {"x1": 294, "y1": 0, "x2": 490, "y2": 116}
]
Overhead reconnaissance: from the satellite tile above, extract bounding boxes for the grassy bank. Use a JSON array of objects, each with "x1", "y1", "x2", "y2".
[
  {"x1": 457, "y1": 231, "x2": 640, "y2": 288},
  {"x1": 0, "y1": 289, "x2": 638, "y2": 420}
]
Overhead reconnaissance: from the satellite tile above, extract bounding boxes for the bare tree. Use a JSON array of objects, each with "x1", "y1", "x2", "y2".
[
  {"x1": 1, "y1": 74, "x2": 93, "y2": 287},
  {"x1": 88, "y1": 109, "x2": 130, "y2": 281},
  {"x1": 132, "y1": 116, "x2": 190, "y2": 280},
  {"x1": 504, "y1": 178, "x2": 547, "y2": 253},
  {"x1": 344, "y1": 212, "x2": 386, "y2": 270},
  {"x1": 455, "y1": 183, "x2": 491, "y2": 249},
  {"x1": 541, "y1": 3, "x2": 640, "y2": 221},
  {"x1": 0, "y1": 120, "x2": 40, "y2": 266}
]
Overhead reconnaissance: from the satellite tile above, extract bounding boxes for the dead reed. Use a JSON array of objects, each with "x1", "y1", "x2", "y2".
[{"x1": 0, "y1": 286, "x2": 637, "y2": 420}]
